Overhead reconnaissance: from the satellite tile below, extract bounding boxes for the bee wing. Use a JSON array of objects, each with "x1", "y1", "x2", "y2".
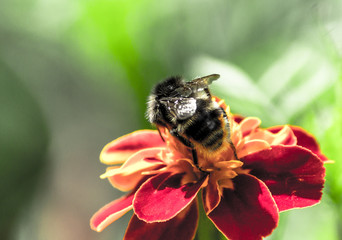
[
  {"x1": 160, "y1": 97, "x2": 197, "y2": 120},
  {"x1": 187, "y1": 74, "x2": 220, "y2": 90},
  {"x1": 171, "y1": 86, "x2": 192, "y2": 97},
  {"x1": 169, "y1": 74, "x2": 220, "y2": 98}
]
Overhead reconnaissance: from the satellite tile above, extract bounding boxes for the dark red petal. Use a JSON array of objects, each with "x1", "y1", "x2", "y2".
[
  {"x1": 124, "y1": 200, "x2": 199, "y2": 240},
  {"x1": 90, "y1": 194, "x2": 134, "y2": 232},
  {"x1": 208, "y1": 174, "x2": 279, "y2": 240},
  {"x1": 133, "y1": 172, "x2": 205, "y2": 222},
  {"x1": 242, "y1": 145, "x2": 325, "y2": 211},
  {"x1": 233, "y1": 114, "x2": 244, "y2": 124},
  {"x1": 268, "y1": 125, "x2": 328, "y2": 161},
  {"x1": 100, "y1": 130, "x2": 166, "y2": 164},
  {"x1": 202, "y1": 180, "x2": 220, "y2": 214}
]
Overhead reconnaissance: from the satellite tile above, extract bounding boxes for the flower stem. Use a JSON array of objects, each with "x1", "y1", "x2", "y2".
[{"x1": 195, "y1": 194, "x2": 226, "y2": 240}]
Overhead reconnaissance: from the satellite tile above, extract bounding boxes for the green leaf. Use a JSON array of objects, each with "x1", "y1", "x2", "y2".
[
  {"x1": 258, "y1": 44, "x2": 313, "y2": 99},
  {"x1": 189, "y1": 56, "x2": 286, "y2": 126},
  {"x1": 190, "y1": 44, "x2": 338, "y2": 126},
  {"x1": 266, "y1": 196, "x2": 338, "y2": 240}
]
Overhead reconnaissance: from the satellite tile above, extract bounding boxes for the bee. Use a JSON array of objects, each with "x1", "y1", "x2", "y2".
[{"x1": 146, "y1": 74, "x2": 237, "y2": 170}]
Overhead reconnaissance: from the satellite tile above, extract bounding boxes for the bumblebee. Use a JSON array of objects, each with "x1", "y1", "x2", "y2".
[{"x1": 146, "y1": 74, "x2": 237, "y2": 169}]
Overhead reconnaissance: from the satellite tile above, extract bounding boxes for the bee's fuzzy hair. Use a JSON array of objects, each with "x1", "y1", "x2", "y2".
[{"x1": 146, "y1": 94, "x2": 158, "y2": 123}]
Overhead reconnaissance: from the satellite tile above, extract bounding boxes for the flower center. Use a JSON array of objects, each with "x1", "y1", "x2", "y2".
[
  {"x1": 206, "y1": 159, "x2": 250, "y2": 191},
  {"x1": 159, "y1": 126, "x2": 247, "y2": 182}
]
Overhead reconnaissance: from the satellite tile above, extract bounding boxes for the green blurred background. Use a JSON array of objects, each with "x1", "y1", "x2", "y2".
[{"x1": 1, "y1": 0, "x2": 341, "y2": 239}]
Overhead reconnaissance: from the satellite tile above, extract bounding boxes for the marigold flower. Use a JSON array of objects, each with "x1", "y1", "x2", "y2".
[{"x1": 90, "y1": 100, "x2": 327, "y2": 240}]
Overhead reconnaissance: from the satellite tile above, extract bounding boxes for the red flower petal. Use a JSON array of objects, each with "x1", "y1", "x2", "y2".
[
  {"x1": 133, "y1": 172, "x2": 206, "y2": 222},
  {"x1": 242, "y1": 145, "x2": 325, "y2": 211},
  {"x1": 268, "y1": 125, "x2": 328, "y2": 161},
  {"x1": 239, "y1": 117, "x2": 261, "y2": 137},
  {"x1": 124, "y1": 200, "x2": 198, "y2": 240},
  {"x1": 100, "y1": 130, "x2": 166, "y2": 164},
  {"x1": 102, "y1": 148, "x2": 166, "y2": 191},
  {"x1": 233, "y1": 114, "x2": 244, "y2": 124},
  {"x1": 207, "y1": 174, "x2": 279, "y2": 240},
  {"x1": 90, "y1": 194, "x2": 134, "y2": 232},
  {"x1": 202, "y1": 179, "x2": 220, "y2": 214},
  {"x1": 238, "y1": 139, "x2": 270, "y2": 158},
  {"x1": 246, "y1": 125, "x2": 296, "y2": 146},
  {"x1": 269, "y1": 125, "x2": 297, "y2": 146}
]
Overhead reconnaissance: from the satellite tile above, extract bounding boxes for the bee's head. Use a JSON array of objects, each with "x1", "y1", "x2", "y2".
[
  {"x1": 146, "y1": 76, "x2": 184, "y2": 125},
  {"x1": 153, "y1": 76, "x2": 184, "y2": 99}
]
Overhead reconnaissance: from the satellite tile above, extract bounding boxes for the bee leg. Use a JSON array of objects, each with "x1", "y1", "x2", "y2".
[
  {"x1": 191, "y1": 149, "x2": 199, "y2": 168},
  {"x1": 228, "y1": 139, "x2": 239, "y2": 160},
  {"x1": 191, "y1": 149, "x2": 209, "y2": 174},
  {"x1": 156, "y1": 127, "x2": 166, "y2": 142},
  {"x1": 169, "y1": 129, "x2": 199, "y2": 166},
  {"x1": 221, "y1": 107, "x2": 239, "y2": 160}
]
